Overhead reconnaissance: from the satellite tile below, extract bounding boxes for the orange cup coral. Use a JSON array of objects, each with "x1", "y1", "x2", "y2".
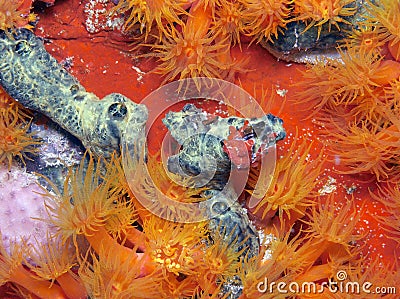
[
  {"x1": 144, "y1": 4, "x2": 241, "y2": 86},
  {"x1": 0, "y1": 109, "x2": 41, "y2": 169},
  {"x1": 0, "y1": 0, "x2": 32, "y2": 30},
  {"x1": 293, "y1": 0, "x2": 357, "y2": 38},
  {"x1": 364, "y1": 0, "x2": 400, "y2": 61},
  {"x1": 247, "y1": 132, "x2": 325, "y2": 228}
]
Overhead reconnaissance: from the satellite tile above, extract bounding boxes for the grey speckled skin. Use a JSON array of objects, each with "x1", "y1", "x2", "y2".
[
  {"x1": 163, "y1": 103, "x2": 286, "y2": 255},
  {"x1": 0, "y1": 29, "x2": 147, "y2": 158},
  {"x1": 163, "y1": 104, "x2": 286, "y2": 190},
  {"x1": 163, "y1": 104, "x2": 286, "y2": 298}
]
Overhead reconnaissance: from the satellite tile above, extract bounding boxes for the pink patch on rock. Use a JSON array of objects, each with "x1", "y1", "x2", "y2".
[{"x1": 0, "y1": 163, "x2": 56, "y2": 259}]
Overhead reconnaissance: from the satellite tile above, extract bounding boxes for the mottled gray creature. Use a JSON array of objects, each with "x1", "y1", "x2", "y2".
[
  {"x1": 0, "y1": 28, "x2": 147, "y2": 158},
  {"x1": 163, "y1": 104, "x2": 286, "y2": 298},
  {"x1": 163, "y1": 103, "x2": 286, "y2": 190}
]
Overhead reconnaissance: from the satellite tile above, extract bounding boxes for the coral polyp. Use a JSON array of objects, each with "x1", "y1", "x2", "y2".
[
  {"x1": 364, "y1": 0, "x2": 400, "y2": 60},
  {"x1": 0, "y1": 110, "x2": 40, "y2": 169},
  {"x1": 0, "y1": 237, "x2": 67, "y2": 298},
  {"x1": 247, "y1": 134, "x2": 324, "y2": 226},
  {"x1": 113, "y1": 0, "x2": 188, "y2": 39},
  {"x1": 0, "y1": 87, "x2": 30, "y2": 121},
  {"x1": 146, "y1": 20, "x2": 237, "y2": 84},
  {"x1": 293, "y1": 0, "x2": 357, "y2": 37},
  {"x1": 42, "y1": 153, "x2": 137, "y2": 245},
  {"x1": 296, "y1": 45, "x2": 400, "y2": 118},
  {"x1": 0, "y1": 0, "x2": 29, "y2": 30},
  {"x1": 143, "y1": 215, "x2": 207, "y2": 276},
  {"x1": 346, "y1": 25, "x2": 385, "y2": 53},
  {"x1": 242, "y1": 0, "x2": 292, "y2": 43},
  {"x1": 79, "y1": 245, "x2": 163, "y2": 299},
  {"x1": 200, "y1": 233, "x2": 243, "y2": 285},
  {"x1": 25, "y1": 237, "x2": 88, "y2": 299},
  {"x1": 371, "y1": 184, "x2": 400, "y2": 244},
  {"x1": 328, "y1": 120, "x2": 400, "y2": 181},
  {"x1": 303, "y1": 194, "x2": 363, "y2": 252},
  {"x1": 210, "y1": 0, "x2": 255, "y2": 48}
]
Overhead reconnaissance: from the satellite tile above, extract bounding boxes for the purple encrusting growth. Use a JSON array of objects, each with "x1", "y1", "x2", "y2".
[{"x1": 0, "y1": 163, "x2": 55, "y2": 257}]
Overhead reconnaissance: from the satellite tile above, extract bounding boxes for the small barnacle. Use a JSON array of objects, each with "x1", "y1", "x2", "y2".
[{"x1": 318, "y1": 176, "x2": 337, "y2": 195}]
